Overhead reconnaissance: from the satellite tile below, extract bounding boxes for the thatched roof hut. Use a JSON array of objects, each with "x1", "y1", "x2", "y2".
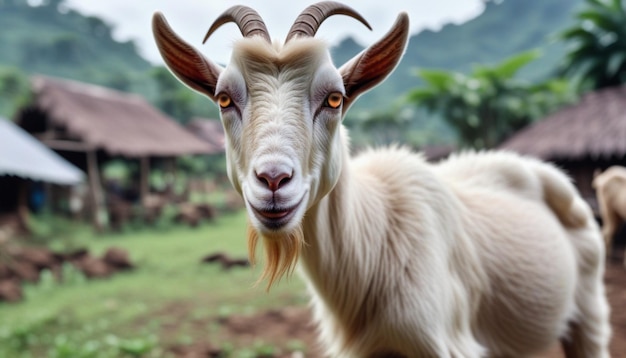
[
  {"x1": 20, "y1": 76, "x2": 212, "y2": 157},
  {"x1": 500, "y1": 85, "x2": 626, "y2": 161},
  {"x1": 15, "y1": 76, "x2": 215, "y2": 230},
  {"x1": 500, "y1": 85, "x2": 626, "y2": 212}
]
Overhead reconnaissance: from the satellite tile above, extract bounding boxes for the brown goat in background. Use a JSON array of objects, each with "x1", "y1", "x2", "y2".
[{"x1": 594, "y1": 165, "x2": 626, "y2": 266}]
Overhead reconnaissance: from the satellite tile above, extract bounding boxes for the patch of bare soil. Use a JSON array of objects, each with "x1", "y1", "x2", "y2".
[
  {"x1": 165, "y1": 259, "x2": 626, "y2": 358},
  {"x1": 164, "y1": 306, "x2": 321, "y2": 358},
  {"x1": 0, "y1": 246, "x2": 134, "y2": 302}
]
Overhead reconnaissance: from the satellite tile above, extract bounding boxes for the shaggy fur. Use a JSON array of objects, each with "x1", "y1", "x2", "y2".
[
  {"x1": 593, "y1": 165, "x2": 626, "y2": 266},
  {"x1": 153, "y1": 5, "x2": 612, "y2": 357},
  {"x1": 299, "y1": 145, "x2": 611, "y2": 357},
  {"x1": 247, "y1": 222, "x2": 305, "y2": 288}
]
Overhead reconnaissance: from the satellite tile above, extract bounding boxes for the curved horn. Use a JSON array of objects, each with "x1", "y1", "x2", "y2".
[
  {"x1": 203, "y1": 5, "x2": 270, "y2": 44},
  {"x1": 285, "y1": 1, "x2": 371, "y2": 43}
]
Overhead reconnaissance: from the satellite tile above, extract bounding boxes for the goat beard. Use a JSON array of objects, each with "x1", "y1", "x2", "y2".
[{"x1": 247, "y1": 222, "x2": 304, "y2": 290}]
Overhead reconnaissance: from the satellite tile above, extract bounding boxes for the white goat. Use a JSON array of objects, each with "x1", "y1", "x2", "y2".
[
  {"x1": 153, "y1": 2, "x2": 611, "y2": 357},
  {"x1": 593, "y1": 165, "x2": 626, "y2": 266}
]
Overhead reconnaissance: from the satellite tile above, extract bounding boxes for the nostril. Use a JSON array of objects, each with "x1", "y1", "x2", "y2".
[
  {"x1": 278, "y1": 174, "x2": 291, "y2": 188},
  {"x1": 256, "y1": 170, "x2": 293, "y2": 192}
]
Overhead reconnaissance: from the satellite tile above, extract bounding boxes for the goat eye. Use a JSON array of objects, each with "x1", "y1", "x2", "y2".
[
  {"x1": 217, "y1": 93, "x2": 232, "y2": 109},
  {"x1": 324, "y1": 92, "x2": 343, "y2": 109}
]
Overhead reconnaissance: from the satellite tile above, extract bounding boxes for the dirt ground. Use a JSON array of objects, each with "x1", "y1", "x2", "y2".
[{"x1": 168, "y1": 257, "x2": 626, "y2": 358}]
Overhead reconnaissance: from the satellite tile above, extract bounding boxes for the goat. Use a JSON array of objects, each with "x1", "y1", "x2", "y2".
[
  {"x1": 152, "y1": 2, "x2": 611, "y2": 356},
  {"x1": 593, "y1": 165, "x2": 626, "y2": 266}
]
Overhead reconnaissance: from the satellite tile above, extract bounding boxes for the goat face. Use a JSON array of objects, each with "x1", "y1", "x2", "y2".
[
  {"x1": 216, "y1": 39, "x2": 348, "y2": 235},
  {"x1": 153, "y1": 2, "x2": 409, "y2": 282}
]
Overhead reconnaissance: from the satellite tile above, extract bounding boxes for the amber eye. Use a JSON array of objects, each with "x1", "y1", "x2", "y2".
[
  {"x1": 217, "y1": 93, "x2": 232, "y2": 109},
  {"x1": 325, "y1": 92, "x2": 343, "y2": 109}
]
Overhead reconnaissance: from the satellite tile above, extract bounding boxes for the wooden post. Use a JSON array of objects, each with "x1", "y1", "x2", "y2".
[
  {"x1": 167, "y1": 157, "x2": 176, "y2": 184},
  {"x1": 166, "y1": 157, "x2": 177, "y2": 199},
  {"x1": 140, "y1": 156, "x2": 150, "y2": 207},
  {"x1": 16, "y1": 180, "x2": 30, "y2": 233},
  {"x1": 87, "y1": 149, "x2": 105, "y2": 231}
]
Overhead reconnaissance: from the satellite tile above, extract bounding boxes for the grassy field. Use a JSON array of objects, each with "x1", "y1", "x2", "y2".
[{"x1": 0, "y1": 211, "x2": 308, "y2": 357}]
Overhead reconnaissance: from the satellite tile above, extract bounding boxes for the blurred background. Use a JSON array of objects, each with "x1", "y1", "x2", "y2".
[{"x1": 1, "y1": 0, "x2": 625, "y2": 357}]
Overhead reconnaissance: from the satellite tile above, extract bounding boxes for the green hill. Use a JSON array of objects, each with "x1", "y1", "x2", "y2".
[
  {"x1": 1, "y1": 0, "x2": 586, "y2": 128},
  {"x1": 0, "y1": 0, "x2": 220, "y2": 122},
  {"x1": 0, "y1": 0, "x2": 151, "y2": 91}
]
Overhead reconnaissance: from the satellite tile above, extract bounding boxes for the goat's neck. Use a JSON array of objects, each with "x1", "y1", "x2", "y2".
[
  {"x1": 299, "y1": 133, "x2": 383, "y2": 301},
  {"x1": 297, "y1": 138, "x2": 487, "y2": 352}
]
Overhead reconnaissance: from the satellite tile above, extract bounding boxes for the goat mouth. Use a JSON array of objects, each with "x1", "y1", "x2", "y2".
[{"x1": 250, "y1": 196, "x2": 304, "y2": 230}]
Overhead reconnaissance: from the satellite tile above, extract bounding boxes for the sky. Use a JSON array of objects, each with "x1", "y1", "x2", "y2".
[{"x1": 64, "y1": 0, "x2": 485, "y2": 65}]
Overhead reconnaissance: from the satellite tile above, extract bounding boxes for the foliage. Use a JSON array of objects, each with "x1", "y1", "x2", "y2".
[
  {"x1": 559, "y1": 0, "x2": 626, "y2": 91},
  {"x1": 26, "y1": 212, "x2": 93, "y2": 251},
  {"x1": 150, "y1": 67, "x2": 198, "y2": 124},
  {"x1": 408, "y1": 51, "x2": 576, "y2": 149},
  {"x1": 335, "y1": 0, "x2": 583, "y2": 115},
  {"x1": 348, "y1": 110, "x2": 411, "y2": 146},
  {"x1": 0, "y1": 66, "x2": 30, "y2": 118}
]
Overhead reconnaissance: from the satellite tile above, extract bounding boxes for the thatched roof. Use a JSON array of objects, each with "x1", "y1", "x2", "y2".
[
  {"x1": 27, "y1": 76, "x2": 213, "y2": 157},
  {"x1": 186, "y1": 118, "x2": 225, "y2": 154},
  {"x1": 500, "y1": 86, "x2": 626, "y2": 161},
  {"x1": 0, "y1": 117, "x2": 83, "y2": 185}
]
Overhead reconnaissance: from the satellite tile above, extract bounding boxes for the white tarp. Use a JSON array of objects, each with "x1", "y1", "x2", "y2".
[{"x1": 0, "y1": 118, "x2": 84, "y2": 185}]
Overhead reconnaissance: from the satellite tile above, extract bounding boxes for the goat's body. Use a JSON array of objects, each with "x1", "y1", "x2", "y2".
[
  {"x1": 301, "y1": 145, "x2": 610, "y2": 357},
  {"x1": 153, "y1": 5, "x2": 611, "y2": 356}
]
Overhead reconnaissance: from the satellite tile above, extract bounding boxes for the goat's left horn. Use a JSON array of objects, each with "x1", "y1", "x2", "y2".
[
  {"x1": 203, "y1": 5, "x2": 270, "y2": 44},
  {"x1": 285, "y1": 1, "x2": 371, "y2": 43}
]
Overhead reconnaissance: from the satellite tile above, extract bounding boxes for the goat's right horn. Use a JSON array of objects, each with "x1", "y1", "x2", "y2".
[
  {"x1": 285, "y1": 1, "x2": 371, "y2": 43},
  {"x1": 203, "y1": 5, "x2": 270, "y2": 44}
]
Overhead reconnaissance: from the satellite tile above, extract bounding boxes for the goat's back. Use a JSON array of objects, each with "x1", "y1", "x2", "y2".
[
  {"x1": 434, "y1": 150, "x2": 602, "y2": 355},
  {"x1": 309, "y1": 147, "x2": 608, "y2": 356}
]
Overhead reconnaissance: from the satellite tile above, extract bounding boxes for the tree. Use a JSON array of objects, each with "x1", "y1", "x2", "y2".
[
  {"x1": 560, "y1": 0, "x2": 626, "y2": 91},
  {"x1": 408, "y1": 51, "x2": 574, "y2": 149},
  {"x1": 358, "y1": 111, "x2": 411, "y2": 146},
  {"x1": 150, "y1": 66, "x2": 195, "y2": 123},
  {"x1": 0, "y1": 66, "x2": 30, "y2": 118}
]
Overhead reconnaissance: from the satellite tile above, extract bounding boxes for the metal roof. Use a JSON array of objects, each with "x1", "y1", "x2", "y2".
[{"x1": 0, "y1": 117, "x2": 84, "y2": 185}]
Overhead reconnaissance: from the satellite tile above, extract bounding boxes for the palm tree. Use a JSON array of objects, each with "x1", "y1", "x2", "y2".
[{"x1": 560, "y1": 0, "x2": 626, "y2": 90}]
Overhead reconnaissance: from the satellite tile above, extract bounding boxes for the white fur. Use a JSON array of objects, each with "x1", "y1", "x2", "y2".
[
  {"x1": 157, "y1": 19, "x2": 612, "y2": 357},
  {"x1": 212, "y1": 36, "x2": 612, "y2": 357},
  {"x1": 297, "y1": 145, "x2": 611, "y2": 357}
]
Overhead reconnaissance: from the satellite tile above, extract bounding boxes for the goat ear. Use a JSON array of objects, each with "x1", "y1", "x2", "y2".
[
  {"x1": 152, "y1": 12, "x2": 222, "y2": 101},
  {"x1": 339, "y1": 13, "x2": 409, "y2": 114}
]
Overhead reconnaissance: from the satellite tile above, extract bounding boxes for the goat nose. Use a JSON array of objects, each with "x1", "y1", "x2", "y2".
[{"x1": 256, "y1": 169, "x2": 292, "y2": 192}]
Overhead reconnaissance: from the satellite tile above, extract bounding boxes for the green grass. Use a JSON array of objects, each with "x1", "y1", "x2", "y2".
[{"x1": 0, "y1": 211, "x2": 308, "y2": 357}]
